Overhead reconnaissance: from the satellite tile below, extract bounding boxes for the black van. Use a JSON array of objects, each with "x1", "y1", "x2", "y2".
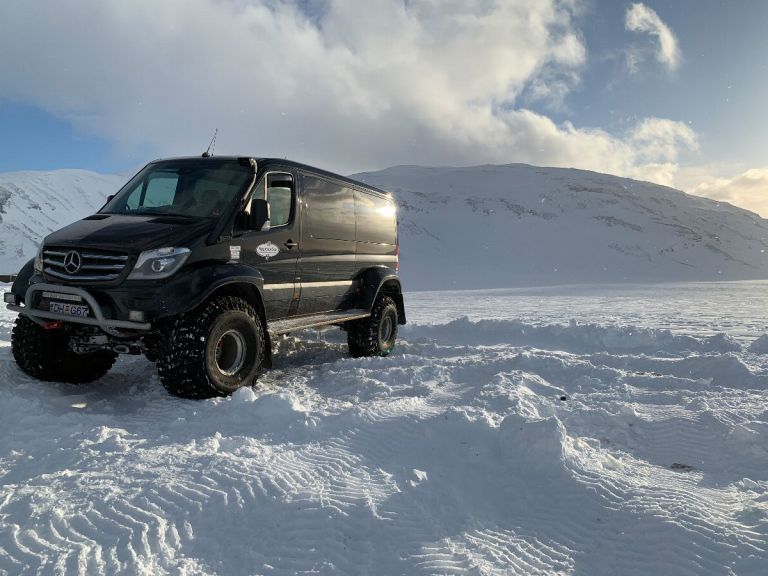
[{"x1": 4, "y1": 157, "x2": 405, "y2": 398}]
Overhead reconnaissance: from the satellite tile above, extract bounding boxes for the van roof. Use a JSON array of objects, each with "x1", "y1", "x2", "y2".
[{"x1": 149, "y1": 156, "x2": 392, "y2": 199}]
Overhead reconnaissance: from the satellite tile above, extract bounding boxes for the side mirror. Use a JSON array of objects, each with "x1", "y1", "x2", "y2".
[
  {"x1": 252, "y1": 199, "x2": 271, "y2": 232},
  {"x1": 106, "y1": 194, "x2": 115, "y2": 203}
]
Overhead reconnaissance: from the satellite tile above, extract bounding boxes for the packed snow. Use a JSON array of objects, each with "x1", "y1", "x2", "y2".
[{"x1": 2, "y1": 282, "x2": 768, "y2": 575}]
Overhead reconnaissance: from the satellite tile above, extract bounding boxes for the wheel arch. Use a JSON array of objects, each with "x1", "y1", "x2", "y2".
[
  {"x1": 356, "y1": 267, "x2": 406, "y2": 325},
  {"x1": 193, "y1": 280, "x2": 273, "y2": 369}
]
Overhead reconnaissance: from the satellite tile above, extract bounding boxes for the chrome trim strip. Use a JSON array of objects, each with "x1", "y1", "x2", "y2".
[
  {"x1": 45, "y1": 249, "x2": 128, "y2": 262},
  {"x1": 300, "y1": 280, "x2": 354, "y2": 288},
  {"x1": 44, "y1": 268, "x2": 119, "y2": 282},
  {"x1": 81, "y1": 253, "x2": 129, "y2": 261},
  {"x1": 81, "y1": 264, "x2": 125, "y2": 271},
  {"x1": 263, "y1": 280, "x2": 355, "y2": 290},
  {"x1": 263, "y1": 283, "x2": 295, "y2": 290}
]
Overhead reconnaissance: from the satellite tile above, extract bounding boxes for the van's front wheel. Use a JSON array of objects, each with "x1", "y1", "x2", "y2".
[
  {"x1": 158, "y1": 296, "x2": 265, "y2": 399},
  {"x1": 11, "y1": 316, "x2": 117, "y2": 383}
]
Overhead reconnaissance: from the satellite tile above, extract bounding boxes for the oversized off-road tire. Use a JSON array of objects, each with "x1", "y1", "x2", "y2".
[
  {"x1": 11, "y1": 315, "x2": 117, "y2": 383},
  {"x1": 347, "y1": 295, "x2": 399, "y2": 358},
  {"x1": 157, "y1": 296, "x2": 266, "y2": 399}
]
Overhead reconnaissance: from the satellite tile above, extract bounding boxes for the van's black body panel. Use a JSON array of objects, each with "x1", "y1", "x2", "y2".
[{"x1": 44, "y1": 214, "x2": 216, "y2": 254}]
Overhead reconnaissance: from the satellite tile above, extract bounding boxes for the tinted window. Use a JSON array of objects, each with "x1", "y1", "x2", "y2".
[
  {"x1": 355, "y1": 190, "x2": 396, "y2": 244},
  {"x1": 305, "y1": 176, "x2": 355, "y2": 241},
  {"x1": 267, "y1": 187, "x2": 291, "y2": 226},
  {"x1": 266, "y1": 172, "x2": 294, "y2": 227},
  {"x1": 124, "y1": 173, "x2": 178, "y2": 210}
]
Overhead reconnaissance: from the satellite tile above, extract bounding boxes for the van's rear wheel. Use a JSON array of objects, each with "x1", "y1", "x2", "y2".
[
  {"x1": 11, "y1": 316, "x2": 117, "y2": 383},
  {"x1": 158, "y1": 296, "x2": 265, "y2": 399},
  {"x1": 347, "y1": 295, "x2": 399, "y2": 358}
]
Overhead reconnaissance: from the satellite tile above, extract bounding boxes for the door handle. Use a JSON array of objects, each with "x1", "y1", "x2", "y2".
[{"x1": 284, "y1": 239, "x2": 298, "y2": 249}]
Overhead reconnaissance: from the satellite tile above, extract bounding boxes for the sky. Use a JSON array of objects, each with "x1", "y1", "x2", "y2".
[{"x1": 0, "y1": 0, "x2": 767, "y2": 214}]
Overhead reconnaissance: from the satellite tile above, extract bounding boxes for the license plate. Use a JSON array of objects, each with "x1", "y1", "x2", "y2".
[{"x1": 49, "y1": 301, "x2": 90, "y2": 317}]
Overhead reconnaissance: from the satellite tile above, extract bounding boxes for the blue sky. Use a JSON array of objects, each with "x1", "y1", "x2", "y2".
[{"x1": 0, "y1": 0, "x2": 766, "y2": 213}]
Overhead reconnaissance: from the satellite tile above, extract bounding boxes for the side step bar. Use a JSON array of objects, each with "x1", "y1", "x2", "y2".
[{"x1": 268, "y1": 309, "x2": 370, "y2": 336}]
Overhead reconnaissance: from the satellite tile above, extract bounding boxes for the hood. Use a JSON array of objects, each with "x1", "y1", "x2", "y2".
[{"x1": 43, "y1": 214, "x2": 217, "y2": 253}]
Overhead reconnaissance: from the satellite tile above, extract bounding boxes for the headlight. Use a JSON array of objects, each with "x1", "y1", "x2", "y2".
[
  {"x1": 34, "y1": 245, "x2": 44, "y2": 274},
  {"x1": 127, "y1": 247, "x2": 191, "y2": 280}
]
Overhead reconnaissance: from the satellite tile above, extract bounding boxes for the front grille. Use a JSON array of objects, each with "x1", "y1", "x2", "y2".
[{"x1": 43, "y1": 248, "x2": 129, "y2": 282}]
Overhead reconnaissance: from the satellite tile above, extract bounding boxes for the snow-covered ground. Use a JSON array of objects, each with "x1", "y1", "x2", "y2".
[{"x1": 2, "y1": 282, "x2": 768, "y2": 575}]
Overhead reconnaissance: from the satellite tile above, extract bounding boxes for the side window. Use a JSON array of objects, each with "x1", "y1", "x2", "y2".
[
  {"x1": 266, "y1": 173, "x2": 294, "y2": 227},
  {"x1": 241, "y1": 171, "x2": 294, "y2": 230},
  {"x1": 305, "y1": 176, "x2": 355, "y2": 241}
]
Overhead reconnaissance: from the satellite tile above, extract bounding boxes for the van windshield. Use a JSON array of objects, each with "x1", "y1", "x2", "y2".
[{"x1": 101, "y1": 159, "x2": 253, "y2": 218}]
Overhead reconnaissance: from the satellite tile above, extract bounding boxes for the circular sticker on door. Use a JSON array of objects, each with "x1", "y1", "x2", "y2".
[{"x1": 256, "y1": 241, "x2": 280, "y2": 260}]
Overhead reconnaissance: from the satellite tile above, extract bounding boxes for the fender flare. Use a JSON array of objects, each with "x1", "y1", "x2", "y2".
[
  {"x1": 156, "y1": 263, "x2": 265, "y2": 316},
  {"x1": 10, "y1": 258, "x2": 36, "y2": 298},
  {"x1": 156, "y1": 263, "x2": 273, "y2": 367},
  {"x1": 356, "y1": 266, "x2": 406, "y2": 325}
]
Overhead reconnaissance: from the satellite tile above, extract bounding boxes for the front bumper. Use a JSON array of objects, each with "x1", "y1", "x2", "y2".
[{"x1": 7, "y1": 283, "x2": 152, "y2": 332}]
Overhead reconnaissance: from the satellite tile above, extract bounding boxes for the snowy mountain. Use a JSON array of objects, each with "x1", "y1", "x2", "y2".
[
  {"x1": 0, "y1": 170, "x2": 127, "y2": 273},
  {"x1": 355, "y1": 164, "x2": 768, "y2": 290},
  {"x1": 3, "y1": 164, "x2": 768, "y2": 290}
]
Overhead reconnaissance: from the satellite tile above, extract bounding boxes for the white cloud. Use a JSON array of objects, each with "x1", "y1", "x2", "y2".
[
  {"x1": 0, "y1": 0, "x2": 695, "y2": 183},
  {"x1": 686, "y1": 168, "x2": 768, "y2": 217},
  {"x1": 625, "y1": 3, "x2": 681, "y2": 71}
]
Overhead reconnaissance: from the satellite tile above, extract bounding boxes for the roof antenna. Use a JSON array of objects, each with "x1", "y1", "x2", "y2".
[{"x1": 202, "y1": 128, "x2": 218, "y2": 158}]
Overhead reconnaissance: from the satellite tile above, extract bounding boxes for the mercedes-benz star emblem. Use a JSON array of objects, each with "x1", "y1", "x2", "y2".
[{"x1": 63, "y1": 250, "x2": 82, "y2": 274}]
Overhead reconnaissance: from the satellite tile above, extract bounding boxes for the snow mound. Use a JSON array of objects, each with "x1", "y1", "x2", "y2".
[
  {"x1": 749, "y1": 333, "x2": 768, "y2": 354},
  {"x1": 407, "y1": 316, "x2": 742, "y2": 354}
]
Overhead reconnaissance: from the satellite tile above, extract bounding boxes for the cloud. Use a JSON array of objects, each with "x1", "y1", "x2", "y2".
[
  {"x1": 625, "y1": 3, "x2": 680, "y2": 71},
  {"x1": 0, "y1": 0, "x2": 695, "y2": 183},
  {"x1": 687, "y1": 168, "x2": 768, "y2": 217}
]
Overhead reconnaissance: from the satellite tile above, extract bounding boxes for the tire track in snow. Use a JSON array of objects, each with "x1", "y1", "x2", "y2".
[{"x1": 2, "y1": 315, "x2": 768, "y2": 574}]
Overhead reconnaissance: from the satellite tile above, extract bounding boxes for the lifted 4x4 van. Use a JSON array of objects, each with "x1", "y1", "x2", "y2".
[{"x1": 5, "y1": 156, "x2": 405, "y2": 398}]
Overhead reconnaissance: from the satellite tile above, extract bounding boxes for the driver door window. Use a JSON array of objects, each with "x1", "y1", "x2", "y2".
[{"x1": 242, "y1": 172, "x2": 294, "y2": 230}]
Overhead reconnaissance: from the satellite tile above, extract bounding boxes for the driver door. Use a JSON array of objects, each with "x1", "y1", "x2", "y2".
[{"x1": 237, "y1": 171, "x2": 301, "y2": 320}]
